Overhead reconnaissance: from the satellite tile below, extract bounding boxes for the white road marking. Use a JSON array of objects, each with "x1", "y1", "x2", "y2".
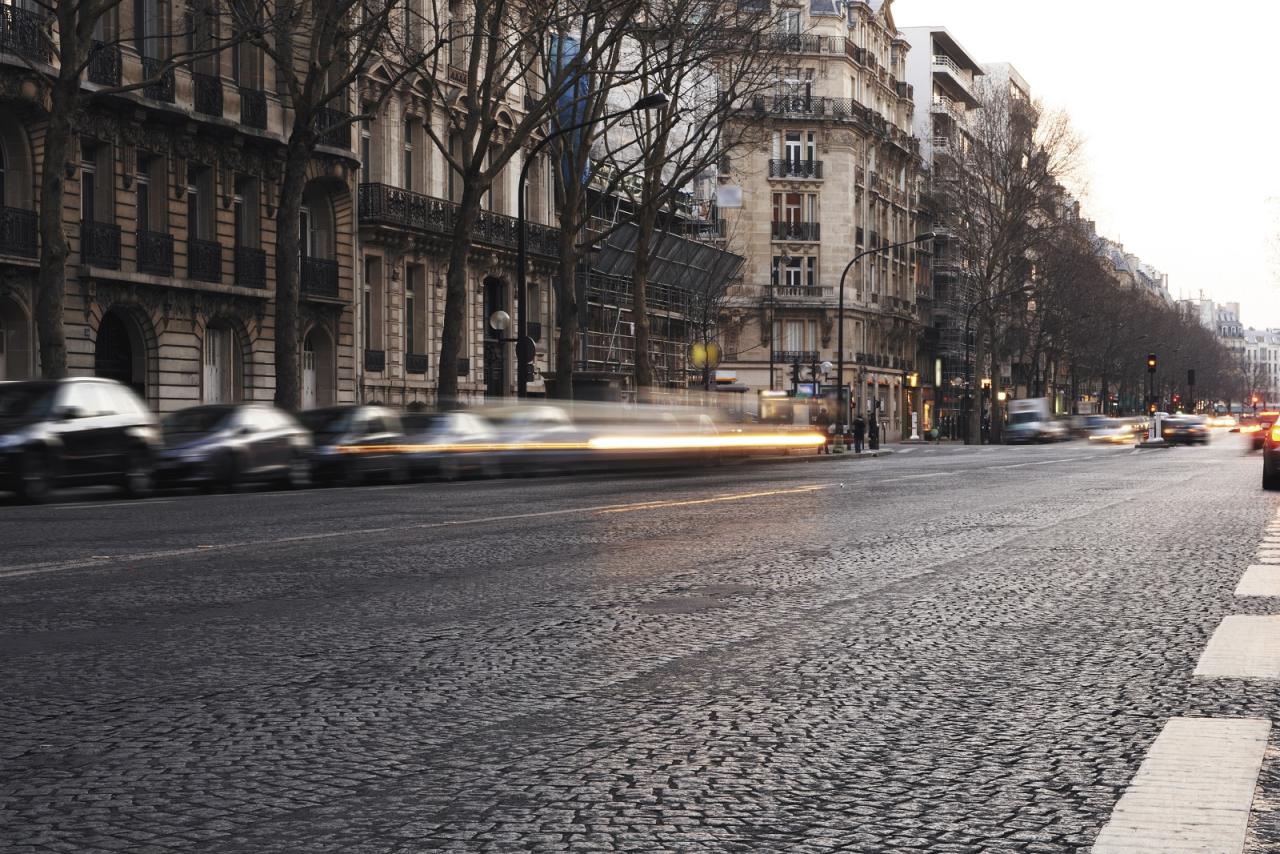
[
  {"x1": 1194, "y1": 616, "x2": 1280, "y2": 679},
  {"x1": 50, "y1": 499, "x2": 174, "y2": 510},
  {"x1": 992, "y1": 456, "x2": 1092, "y2": 469},
  {"x1": 1090, "y1": 717, "x2": 1270, "y2": 854},
  {"x1": 1235, "y1": 565, "x2": 1280, "y2": 597}
]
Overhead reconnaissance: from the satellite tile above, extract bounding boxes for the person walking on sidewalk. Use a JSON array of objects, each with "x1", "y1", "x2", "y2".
[{"x1": 852, "y1": 412, "x2": 866, "y2": 454}]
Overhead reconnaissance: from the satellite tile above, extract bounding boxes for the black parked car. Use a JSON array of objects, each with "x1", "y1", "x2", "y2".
[
  {"x1": 299, "y1": 405, "x2": 407, "y2": 486},
  {"x1": 156, "y1": 404, "x2": 313, "y2": 491},
  {"x1": 401, "y1": 410, "x2": 498, "y2": 480},
  {"x1": 1161, "y1": 415, "x2": 1210, "y2": 445},
  {"x1": 0, "y1": 377, "x2": 160, "y2": 503}
]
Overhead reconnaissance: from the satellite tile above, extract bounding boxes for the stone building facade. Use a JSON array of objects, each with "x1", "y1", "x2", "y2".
[
  {"x1": 0, "y1": 1, "x2": 358, "y2": 412},
  {"x1": 717, "y1": 0, "x2": 928, "y2": 437}
]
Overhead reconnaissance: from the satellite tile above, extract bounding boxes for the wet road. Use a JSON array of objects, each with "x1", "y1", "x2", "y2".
[{"x1": 2, "y1": 437, "x2": 1278, "y2": 852}]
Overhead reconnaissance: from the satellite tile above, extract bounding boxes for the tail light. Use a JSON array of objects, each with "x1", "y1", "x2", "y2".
[{"x1": 1271, "y1": 422, "x2": 1280, "y2": 443}]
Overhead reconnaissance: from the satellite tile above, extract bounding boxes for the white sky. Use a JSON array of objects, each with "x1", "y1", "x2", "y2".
[{"x1": 894, "y1": 0, "x2": 1280, "y2": 328}]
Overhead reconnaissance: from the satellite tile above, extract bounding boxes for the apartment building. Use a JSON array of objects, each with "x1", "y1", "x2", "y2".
[
  {"x1": 0, "y1": 3, "x2": 358, "y2": 410},
  {"x1": 900, "y1": 25, "x2": 983, "y2": 436},
  {"x1": 719, "y1": 0, "x2": 927, "y2": 437},
  {"x1": 1243, "y1": 328, "x2": 1280, "y2": 405}
]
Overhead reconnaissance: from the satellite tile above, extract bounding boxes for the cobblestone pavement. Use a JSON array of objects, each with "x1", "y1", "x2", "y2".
[{"x1": 1, "y1": 438, "x2": 1278, "y2": 853}]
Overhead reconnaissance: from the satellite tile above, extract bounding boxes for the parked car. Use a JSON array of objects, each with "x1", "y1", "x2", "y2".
[
  {"x1": 1252, "y1": 411, "x2": 1279, "y2": 452},
  {"x1": 0, "y1": 377, "x2": 160, "y2": 503},
  {"x1": 299, "y1": 405, "x2": 407, "y2": 486},
  {"x1": 1264, "y1": 417, "x2": 1280, "y2": 490},
  {"x1": 1161, "y1": 414, "x2": 1210, "y2": 445},
  {"x1": 156, "y1": 404, "x2": 312, "y2": 490},
  {"x1": 401, "y1": 410, "x2": 498, "y2": 480}
]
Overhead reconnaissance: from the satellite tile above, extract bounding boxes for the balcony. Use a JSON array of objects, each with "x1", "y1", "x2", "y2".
[
  {"x1": 314, "y1": 107, "x2": 350, "y2": 148},
  {"x1": 358, "y1": 182, "x2": 559, "y2": 257},
  {"x1": 768, "y1": 159, "x2": 823, "y2": 179},
  {"x1": 188, "y1": 238, "x2": 221, "y2": 282},
  {"x1": 136, "y1": 229, "x2": 173, "y2": 276},
  {"x1": 81, "y1": 221, "x2": 120, "y2": 269},
  {"x1": 363, "y1": 349, "x2": 386, "y2": 373},
  {"x1": 141, "y1": 57, "x2": 174, "y2": 102},
  {"x1": 895, "y1": 80, "x2": 913, "y2": 100},
  {"x1": 772, "y1": 350, "x2": 819, "y2": 364},
  {"x1": 771, "y1": 285, "x2": 832, "y2": 301},
  {"x1": 234, "y1": 246, "x2": 266, "y2": 288},
  {"x1": 301, "y1": 256, "x2": 339, "y2": 298},
  {"x1": 239, "y1": 87, "x2": 267, "y2": 129},
  {"x1": 931, "y1": 54, "x2": 979, "y2": 106},
  {"x1": 751, "y1": 94, "x2": 869, "y2": 124},
  {"x1": 87, "y1": 41, "x2": 120, "y2": 86},
  {"x1": 0, "y1": 6, "x2": 51, "y2": 63},
  {"x1": 193, "y1": 72, "x2": 223, "y2": 116},
  {"x1": 455, "y1": 357, "x2": 470, "y2": 377},
  {"x1": 0, "y1": 207, "x2": 37, "y2": 258},
  {"x1": 406, "y1": 353, "x2": 429, "y2": 374},
  {"x1": 771, "y1": 221, "x2": 820, "y2": 242}
]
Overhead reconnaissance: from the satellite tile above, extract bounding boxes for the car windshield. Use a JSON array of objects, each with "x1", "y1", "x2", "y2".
[
  {"x1": 0, "y1": 383, "x2": 58, "y2": 421},
  {"x1": 402, "y1": 413, "x2": 446, "y2": 432},
  {"x1": 1009, "y1": 412, "x2": 1039, "y2": 425},
  {"x1": 300, "y1": 408, "x2": 354, "y2": 440},
  {"x1": 162, "y1": 406, "x2": 235, "y2": 437}
]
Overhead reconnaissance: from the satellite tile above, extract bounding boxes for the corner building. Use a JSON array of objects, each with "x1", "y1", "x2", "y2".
[{"x1": 719, "y1": 0, "x2": 928, "y2": 439}]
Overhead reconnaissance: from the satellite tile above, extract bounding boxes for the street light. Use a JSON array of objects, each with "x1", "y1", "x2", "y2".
[
  {"x1": 515, "y1": 92, "x2": 670, "y2": 397},
  {"x1": 834, "y1": 232, "x2": 934, "y2": 439}
]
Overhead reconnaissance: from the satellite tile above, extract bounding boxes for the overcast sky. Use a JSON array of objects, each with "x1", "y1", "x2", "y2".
[{"x1": 895, "y1": 0, "x2": 1280, "y2": 328}]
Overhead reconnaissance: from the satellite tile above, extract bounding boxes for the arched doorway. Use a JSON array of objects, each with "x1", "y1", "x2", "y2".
[
  {"x1": 94, "y1": 308, "x2": 147, "y2": 399},
  {"x1": 0, "y1": 295, "x2": 33, "y2": 380},
  {"x1": 302, "y1": 327, "x2": 335, "y2": 408}
]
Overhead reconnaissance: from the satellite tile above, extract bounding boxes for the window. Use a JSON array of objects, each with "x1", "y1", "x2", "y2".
[
  {"x1": 364, "y1": 256, "x2": 384, "y2": 350},
  {"x1": 186, "y1": 164, "x2": 214, "y2": 239},
  {"x1": 136, "y1": 155, "x2": 156, "y2": 231},
  {"x1": 772, "y1": 192, "x2": 817, "y2": 223},
  {"x1": 780, "y1": 8, "x2": 801, "y2": 34},
  {"x1": 188, "y1": 0, "x2": 218, "y2": 73},
  {"x1": 81, "y1": 143, "x2": 96, "y2": 222},
  {"x1": 134, "y1": 0, "x2": 168, "y2": 59},
  {"x1": 233, "y1": 176, "x2": 258, "y2": 247},
  {"x1": 361, "y1": 107, "x2": 373, "y2": 177},
  {"x1": 782, "y1": 131, "x2": 816, "y2": 163},
  {"x1": 203, "y1": 323, "x2": 242, "y2": 403},
  {"x1": 403, "y1": 115, "x2": 414, "y2": 191},
  {"x1": 406, "y1": 264, "x2": 424, "y2": 356}
]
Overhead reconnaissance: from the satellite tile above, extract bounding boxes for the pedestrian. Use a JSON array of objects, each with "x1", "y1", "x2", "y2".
[
  {"x1": 815, "y1": 408, "x2": 831, "y2": 454},
  {"x1": 852, "y1": 412, "x2": 866, "y2": 454}
]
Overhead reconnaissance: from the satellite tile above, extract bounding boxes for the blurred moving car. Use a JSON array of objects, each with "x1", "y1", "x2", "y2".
[
  {"x1": 1264, "y1": 417, "x2": 1280, "y2": 490},
  {"x1": 1087, "y1": 418, "x2": 1137, "y2": 445},
  {"x1": 1005, "y1": 398, "x2": 1067, "y2": 444},
  {"x1": 1207, "y1": 414, "x2": 1237, "y2": 428},
  {"x1": 1161, "y1": 414, "x2": 1210, "y2": 445},
  {"x1": 484, "y1": 404, "x2": 585, "y2": 474},
  {"x1": 0, "y1": 377, "x2": 159, "y2": 503},
  {"x1": 1253, "y1": 411, "x2": 1279, "y2": 452},
  {"x1": 300, "y1": 405, "x2": 407, "y2": 486},
  {"x1": 157, "y1": 404, "x2": 312, "y2": 490},
  {"x1": 401, "y1": 410, "x2": 497, "y2": 480}
]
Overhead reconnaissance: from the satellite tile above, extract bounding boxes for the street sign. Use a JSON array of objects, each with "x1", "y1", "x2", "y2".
[{"x1": 515, "y1": 336, "x2": 536, "y2": 364}]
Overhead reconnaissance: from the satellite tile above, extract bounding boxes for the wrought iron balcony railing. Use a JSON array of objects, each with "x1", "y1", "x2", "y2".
[
  {"x1": 768, "y1": 159, "x2": 823, "y2": 179},
  {"x1": 771, "y1": 221, "x2": 820, "y2": 241},
  {"x1": 136, "y1": 229, "x2": 173, "y2": 276},
  {"x1": 81, "y1": 220, "x2": 121, "y2": 268},
  {"x1": 193, "y1": 71, "x2": 222, "y2": 116},
  {"x1": 239, "y1": 87, "x2": 267, "y2": 129},
  {"x1": 406, "y1": 353, "x2": 429, "y2": 374},
  {"x1": 234, "y1": 245, "x2": 266, "y2": 288},
  {"x1": 357, "y1": 182, "x2": 560, "y2": 257},
  {"x1": 314, "y1": 107, "x2": 350, "y2": 148},
  {"x1": 301, "y1": 256, "x2": 339, "y2": 298},
  {"x1": 772, "y1": 350, "x2": 820, "y2": 364},
  {"x1": 141, "y1": 57, "x2": 174, "y2": 102},
  {"x1": 188, "y1": 238, "x2": 222, "y2": 282},
  {"x1": 0, "y1": 206, "x2": 37, "y2": 258},
  {"x1": 0, "y1": 6, "x2": 50, "y2": 63},
  {"x1": 363, "y1": 349, "x2": 386, "y2": 373},
  {"x1": 87, "y1": 41, "x2": 120, "y2": 86}
]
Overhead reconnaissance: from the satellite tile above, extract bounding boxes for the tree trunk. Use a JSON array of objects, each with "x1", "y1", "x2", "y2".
[
  {"x1": 273, "y1": 138, "x2": 310, "y2": 411},
  {"x1": 36, "y1": 84, "x2": 76, "y2": 380},
  {"x1": 967, "y1": 316, "x2": 985, "y2": 444},
  {"x1": 437, "y1": 181, "x2": 483, "y2": 404},
  {"x1": 552, "y1": 228, "x2": 578, "y2": 400},
  {"x1": 630, "y1": 209, "x2": 655, "y2": 396}
]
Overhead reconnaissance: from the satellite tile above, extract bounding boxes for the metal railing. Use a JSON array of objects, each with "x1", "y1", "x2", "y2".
[
  {"x1": 363, "y1": 349, "x2": 386, "y2": 372},
  {"x1": 188, "y1": 238, "x2": 221, "y2": 282},
  {"x1": 81, "y1": 221, "x2": 121, "y2": 268},
  {"x1": 234, "y1": 245, "x2": 266, "y2": 288},
  {"x1": 0, "y1": 207, "x2": 37, "y2": 258},
  {"x1": 193, "y1": 71, "x2": 222, "y2": 116},
  {"x1": 141, "y1": 57, "x2": 174, "y2": 102},
  {"x1": 136, "y1": 229, "x2": 173, "y2": 276},
  {"x1": 314, "y1": 107, "x2": 350, "y2": 148},
  {"x1": 0, "y1": 6, "x2": 50, "y2": 62},
  {"x1": 358, "y1": 182, "x2": 560, "y2": 257},
  {"x1": 406, "y1": 353, "x2": 429, "y2": 374},
  {"x1": 772, "y1": 350, "x2": 819, "y2": 364},
  {"x1": 239, "y1": 87, "x2": 267, "y2": 129},
  {"x1": 752, "y1": 94, "x2": 870, "y2": 124},
  {"x1": 771, "y1": 221, "x2": 820, "y2": 241},
  {"x1": 768, "y1": 159, "x2": 823, "y2": 179},
  {"x1": 301, "y1": 256, "x2": 339, "y2": 298},
  {"x1": 88, "y1": 41, "x2": 120, "y2": 86},
  {"x1": 932, "y1": 54, "x2": 968, "y2": 78},
  {"x1": 772, "y1": 285, "x2": 831, "y2": 300}
]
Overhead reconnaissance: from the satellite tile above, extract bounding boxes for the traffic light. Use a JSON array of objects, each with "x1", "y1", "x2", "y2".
[{"x1": 1146, "y1": 353, "x2": 1157, "y2": 373}]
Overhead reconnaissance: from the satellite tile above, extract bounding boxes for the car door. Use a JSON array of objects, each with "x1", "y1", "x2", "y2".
[
  {"x1": 255, "y1": 408, "x2": 294, "y2": 475},
  {"x1": 50, "y1": 383, "x2": 112, "y2": 481}
]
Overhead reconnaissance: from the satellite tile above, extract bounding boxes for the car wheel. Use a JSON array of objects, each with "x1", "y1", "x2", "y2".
[
  {"x1": 15, "y1": 449, "x2": 52, "y2": 504},
  {"x1": 1264, "y1": 465, "x2": 1279, "y2": 490},
  {"x1": 119, "y1": 448, "x2": 154, "y2": 499}
]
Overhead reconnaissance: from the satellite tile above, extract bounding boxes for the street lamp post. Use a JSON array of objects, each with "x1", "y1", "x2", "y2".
[
  {"x1": 835, "y1": 233, "x2": 934, "y2": 439},
  {"x1": 515, "y1": 92, "x2": 669, "y2": 398}
]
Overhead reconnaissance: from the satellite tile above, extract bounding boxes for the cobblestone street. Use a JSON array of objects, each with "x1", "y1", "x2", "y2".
[{"x1": 2, "y1": 438, "x2": 1279, "y2": 852}]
